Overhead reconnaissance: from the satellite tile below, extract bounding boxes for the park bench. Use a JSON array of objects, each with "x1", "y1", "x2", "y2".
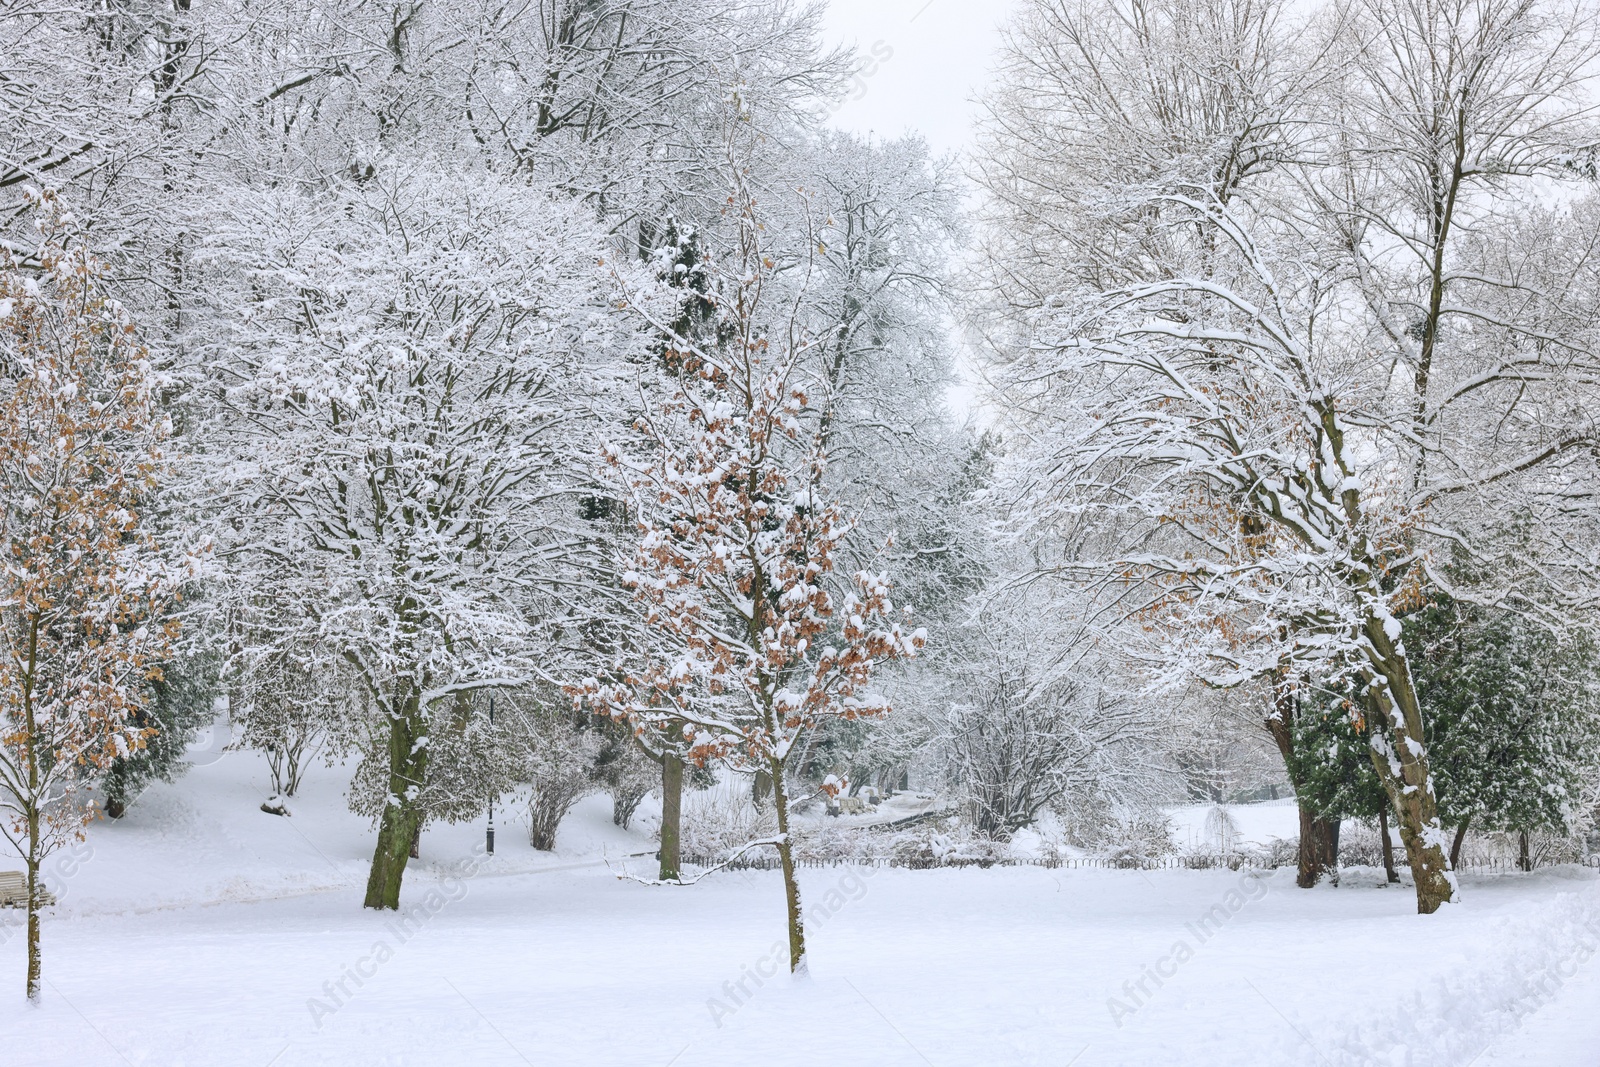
[{"x1": 0, "y1": 871, "x2": 54, "y2": 908}]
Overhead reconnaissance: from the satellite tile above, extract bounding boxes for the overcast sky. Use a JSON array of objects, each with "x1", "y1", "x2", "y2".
[
  {"x1": 818, "y1": 1, "x2": 1020, "y2": 420},
  {"x1": 819, "y1": 0, "x2": 1019, "y2": 159}
]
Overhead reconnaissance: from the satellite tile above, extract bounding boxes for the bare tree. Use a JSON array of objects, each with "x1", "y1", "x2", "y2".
[
  {"x1": 941, "y1": 600, "x2": 1159, "y2": 838},
  {"x1": 975, "y1": 0, "x2": 1600, "y2": 913}
]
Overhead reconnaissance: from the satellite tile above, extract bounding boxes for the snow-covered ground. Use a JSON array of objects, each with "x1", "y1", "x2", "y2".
[
  {"x1": 1168, "y1": 798, "x2": 1301, "y2": 852},
  {"x1": 2, "y1": 753, "x2": 1597, "y2": 1066}
]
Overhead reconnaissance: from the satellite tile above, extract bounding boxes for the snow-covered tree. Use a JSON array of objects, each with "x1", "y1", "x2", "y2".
[
  {"x1": 566, "y1": 123, "x2": 968, "y2": 876},
  {"x1": 99, "y1": 648, "x2": 220, "y2": 819},
  {"x1": 744, "y1": 134, "x2": 981, "y2": 803},
  {"x1": 975, "y1": 0, "x2": 1600, "y2": 913},
  {"x1": 515, "y1": 697, "x2": 603, "y2": 852},
  {"x1": 197, "y1": 160, "x2": 636, "y2": 909},
  {"x1": 1409, "y1": 596, "x2": 1600, "y2": 854},
  {"x1": 444, "y1": 0, "x2": 847, "y2": 214},
  {"x1": 939, "y1": 598, "x2": 1156, "y2": 838},
  {"x1": 800, "y1": 132, "x2": 970, "y2": 590},
  {"x1": 234, "y1": 634, "x2": 343, "y2": 808},
  {"x1": 580, "y1": 156, "x2": 924, "y2": 971},
  {"x1": 0, "y1": 206, "x2": 192, "y2": 1000},
  {"x1": 0, "y1": 0, "x2": 165, "y2": 238}
]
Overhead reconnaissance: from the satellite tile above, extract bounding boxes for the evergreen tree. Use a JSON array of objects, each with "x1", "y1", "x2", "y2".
[
  {"x1": 101, "y1": 653, "x2": 220, "y2": 819},
  {"x1": 1289, "y1": 690, "x2": 1396, "y2": 880},
  {"x1": 1410, "y1": 597, "x2": 1600, "y2": 858},
  {"x1": 1292, "y1": 597, "x2": 1600, "y2": 875}
]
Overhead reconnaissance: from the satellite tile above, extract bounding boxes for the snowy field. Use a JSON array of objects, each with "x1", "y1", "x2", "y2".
[{"x1": 2, "y1": 754, "x2": 1597, "y2": 1067}]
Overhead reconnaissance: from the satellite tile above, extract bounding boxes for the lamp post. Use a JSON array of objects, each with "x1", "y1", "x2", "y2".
[{"x1": 486, "y1": 695, "x2": 495, "y2": 856}]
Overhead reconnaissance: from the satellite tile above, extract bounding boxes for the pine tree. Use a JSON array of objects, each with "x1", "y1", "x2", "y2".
[
  {"x1": 1289, "y1": 690, "x2": 1395, "y2": 882},
  {"x1": 1409, "y1": 597, "x2": 1600, "y2": 862},
  {"x1": 101, "y1": 651, "x2": 220, "y2": 819}
]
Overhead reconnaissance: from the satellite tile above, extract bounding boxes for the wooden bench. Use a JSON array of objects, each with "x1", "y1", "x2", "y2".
[{"x1": 0, "y1": 871, "x2": 55, "y2": 908}]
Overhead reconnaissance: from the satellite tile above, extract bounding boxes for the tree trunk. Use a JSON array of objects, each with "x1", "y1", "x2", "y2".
[
  {"x1": 1518, "y1": 830, "x2": 1532, "y2": 872},
  {"x1": 408, "y1": 821, "x2": 421, "y2": 860},
  {"x1": 25, "y1": 824, "x2": 41, "y2": 1003},
  {"x1": 1360, "y1": 621, "x2": 1457, "y2": 914},
  {"x1": 363, "y1": 689, "x2": 428, "y2": 910},
  {"x1": 1449, "y1": 817, "x2": 1470, "y2": 869},
  {"x1": 1297, "y1": 806, "x2": 1341, "y2": 888},
  {"x1": 769, "y1": 756, "x2": 807, "y2": 974},
  {"x1": 659, "y1": 752, "x2": 683, "y2": 882},
  {"x1": 22, "y1": 619, "x2": 43, "y2": 1002},
  {"x1": 1381, "y1": 807, "x2": 1399, "y2": 884},
  {"x1": 1316, "y1": 411, "x2": 1455, "y2": 913},
  {"x1": 1263, "y1": 687, "x2": 1338, "y2": 887},
  {"x1": 365, "y1": 801, "x2": 422, "y2": 911},
  {"x1": 284, "y1": 733, "x2": 306, "y2": 797}
]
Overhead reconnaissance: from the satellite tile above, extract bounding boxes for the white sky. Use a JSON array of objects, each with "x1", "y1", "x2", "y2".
[
  {"x1": 819, "y1": 1, "x2": 1020, "y2": 422},
  {"x1": 819, "y1": 0, "x2": 1019, "y2": 160}
]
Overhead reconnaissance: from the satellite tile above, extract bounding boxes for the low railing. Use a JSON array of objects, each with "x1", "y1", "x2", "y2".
[{"x1": 676, "y1": 852, "x2": 1600, "y2": 873}]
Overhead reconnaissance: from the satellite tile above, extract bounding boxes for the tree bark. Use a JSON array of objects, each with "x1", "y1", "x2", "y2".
[
  {"x1": 363, "y1": 688, "x2": 428, "y2": 910},
  {"x1": 1358, "y1": 614, "x2": 1457, "y2": 914},
  {"x1": 1296, "y1": 806, "x2": 1341, "y2": 888},
  {"x1": 1381, "y1": 807, "x2": 1399, "y2": 884},
  {"x1": 1316, "y1": 410, "x2": 1456, "y2": 913},
  {"x1": 365, "y1": 801, "x2": 422, "y2": 911},
  {"x1": 1449, "y1": 817, "x2": 1470, "y2": 869},
  {"x1": 1518, "y1": 830, "x2": 1532, "y2": 872},
  {"x1": 659, "y1": 752, "x2": 683, "y2": 882},
  {"x1": 24, "y1": 618, "x2": 42, "y2": 1003},
  {"x1": 1264, "y1": 688, "x2": 1339, "y2": 887},
  {"x1": 25, "y1": 831, "x2": 40, "y2": 1004},
  {"x1": 769, "y1": 755, "x2": 807, "y2": 974}
]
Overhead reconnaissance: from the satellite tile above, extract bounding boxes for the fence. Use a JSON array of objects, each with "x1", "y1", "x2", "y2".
[{"x1": 678, "y1": 852, "x2": 1600, "y2": 874}]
